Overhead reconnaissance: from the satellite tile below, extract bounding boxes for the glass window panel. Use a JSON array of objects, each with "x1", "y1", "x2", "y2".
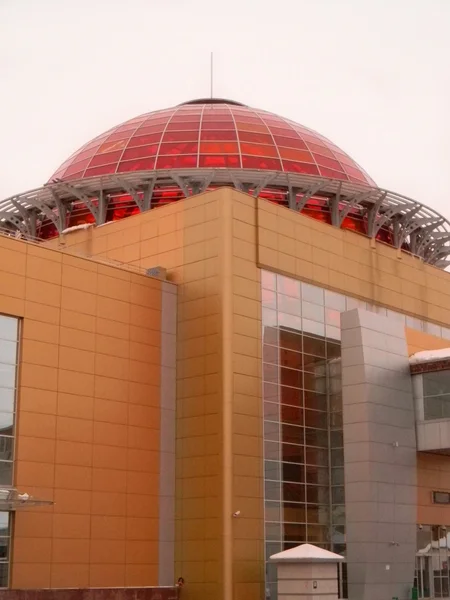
[
  {"x1": 279, "y1": 329, "x2": 302, "y2": 352},
  {"x1": 303, "y1": 354, "x2": 327, "y2": 373},
  {"x1": 330, "y1": 393, "x2": 343, "y2": 414},
  {"x1": 307, "y1": 505, "x2": 330, "y2": 527},
  {"x1": 262, "y1": 308, "x2": 277, "y2": 327},
  {"x1": 307, "y1": 486, "x2": 330, "y2": 505},
  {"x1": 0, "y1": 514, "x2": 8, "y2": 537},
  {"x1": 325, "y1": 307, "x2": 341, "y2": 326},
  {"x1": 330, "y1": 411, "x2": 343, "y2": 428},
  {"x1": 302, "y1": 301, "x2": 325, "y2": 323},
  {"x1": 265, "y1": 542, "x2": 281, "y2": 559},
  {"x1": 263, "y1": 345, "x2": 278, "y2": 365},
  {"x1": 282, "y1": 462, "x2": 305, "y2": 483},
  {"x1": 263, "y1": 326, "x2": 278, "y2": 346},
  {"x1": 280, "y1": 405, "x2": 303, "y2": 426},
  {"x1": 332, "y1": 506, "x2": 346, "y2": 527},
  {"x1": 283, "y1": 481, "x2": 306, "y2": 503},
  {"x1": 330, "y1": 430, "x2": 344, "y2": 448},
  {"x1": 281, "y1": 424, "x2": 304, "y2": 446},
  {"x1": 306, "y1": 465, "x2": 329, "y2": 485},
  {"x1": 346, "y1": 297, "x2": 366, "y2": 311},
  {"x1": 0, "y1": 538, "x2": 7, "y2": 561},
  {"x1": 0, "y1": 342, "x2": 16, "y2": 366},
  {"x1": 304, "y1": 371, "x2": 327, "y2": 394},
  {"x1": 277, "y1": 276, "x2": 300, "y2": 298},
  {"x1": 325, "y1": 291, "x2": 346, "y2": 311},
  {"x1": 305, "y1": 428, "x2": 328, "y2": 448},
  {"x1": 263, "y1": 363, "x2": 278, "y2": 384},
  {"x1": 264, "y1": 402, "x2": 279, "y2": 421},
  {"x1": 331, "y1": 468, "x2": 345, "y2": 486},
  {"x1": 0, "y1": 560, "x2": 7, "y2": 585},
  {"x1": 0, "y1": 389, "x2": 14, "y2": 413},
  {"x1": 279, "y1": 312, "x2": 302, "y2": 330},
  {"x1": 0, "y1": 438, "x2": 13, "y2": 462},
  {"x1": 265, "y1": 480, "x2": 280, "y2": 501},
  {"x1": 331, "y1": 448, "x2": 344, "y2": 467},
  {"x1": 265, "y1": 522, "x2": 281, "y2": 541},
  {"x1": 281, "y1": 443, "x2": 304, "y2": 464},
  {"x1": 0, "y1": 317, "x2": 18, "y2": 342},
  {"x1": 306, "y1": 447, "x2": 328, "y2": 466},
  {"x1": 277, "y1": 294, "x2": 301, "y2": 316},
  {"x1": 264, "y1": 421, "x2": 279, "y2": 442},
  {"x1": 304, "y1": 409, "x2": 328, "y2": 430},
  {"x1": 265, "y1": 461, "x2": 280, "y2": 481},
  {"x1": 406, "y1": 315, "x2": 423, "y2": 331},
  {"x1": 326, "y1": 342, "x2": 341, "y2": 360},
  {"x1": 261, "y1": 271, "x2": 276, "y2": 291},
  {"x1": 265, "y1": 441, "x2": 280, "y2": 461},
  {"x1": 279, "y1": 348, "x2": 303, "y2": 370},
  {"x1": 280, "y1": 385, "x2": 302, "y2": 407},
  {"x1": 326, "y1": 325, "x2": 341, "y2": 341},
  {"x1": 284, "y1": 522, "x2": 307, "y2": 541},
  {"x1": 263, "y1": 382, "x2": 278, "y2": 402},
  {"x1": 423, "y1": 372, "x2": 450, "y2": 397},
  {"x1": 0, "y1": 463, "x2": 12, "y2": 487},
  {"x1": 0, "y1": 413, "x2": 13, "y2": 433},
  {"x1": 424, "y1": 397, "x2": 445, "y2": 420},
  {"x1": 283, "y1": 504, "x2": 307, "y2": 524},
  {"x1": 386, "y1": 309, "x2": 405, "y2": 324},
  {"x1": 265, "y1": 502, "x2": 281, "y2": 522},
  {"x1": 303, "y1": 336, "x2": 326, "y2": 357},
  {"x1": 280, "y1": 367, "x2": 302, "y2": 389},
  {"x1": 308, "y1": 524, "x2": 330, "y2": 544},
  {"x1": 302, "y1": 318, "x2": 325, "y2": 338},
  {"x1": 301, "y1": 283, "x2": 324, "y2": 305},
  {"x1": 332, "y1": 487, "x2": 345, "y2": 504},
  {"x1": 0, "y1": 364, "x2": 15, "y2": 389},
  {"x1": 262, "y1": 289, "x2": 276, "y2": 309},
  {"x1": 304, "y1": 390, "x2": 327, "y2": 411}
]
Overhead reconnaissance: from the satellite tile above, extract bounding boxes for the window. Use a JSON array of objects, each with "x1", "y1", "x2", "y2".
[{"x1": 433, "y1": 492, "x2": 450, "y2": 505}]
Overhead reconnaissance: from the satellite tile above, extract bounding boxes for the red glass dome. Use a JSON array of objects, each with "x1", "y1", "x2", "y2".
[{"x1": 50, "y1": 99, "x2": 375, "y2": 186}]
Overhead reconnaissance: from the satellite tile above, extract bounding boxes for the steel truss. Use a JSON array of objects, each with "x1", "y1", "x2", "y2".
[{"x1": 1, "y1": 169, "x2": 449, "y2": 267}]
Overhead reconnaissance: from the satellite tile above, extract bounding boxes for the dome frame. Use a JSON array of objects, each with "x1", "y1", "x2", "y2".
[{"x1": 1, "y1": 167, "x2": 449, "y2": 268}]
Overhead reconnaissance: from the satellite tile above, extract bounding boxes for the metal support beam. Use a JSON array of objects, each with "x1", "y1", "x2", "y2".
[
  {"x1": 338, "y1": 190, "x2": 373, "y2": 227},
  {"x1": 252, "y1": 173, "x2": 278, "y2": 198},
  {"x1": 56, "y1": 183, "x2": 99, "y2": 222},
  {"x1": 366, "y1": 192, "x2": 388, "y2": 237},
  {"x1": 0, "y1": 212, "x2": 28, "y2": 235},
  {"x1": 329, "y1": 183, "x2": 342, "y2": 226},
  {"x1": 294, "y1": 181, "x2": 326, "y2": 212},
  {"x1": 169, "y1": 173, "x2": 190, "y2": 197}
]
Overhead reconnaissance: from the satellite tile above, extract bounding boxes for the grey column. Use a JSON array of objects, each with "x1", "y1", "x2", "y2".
[{"x1": 341, "y1": 308, "x2": 417, "y2": 600}]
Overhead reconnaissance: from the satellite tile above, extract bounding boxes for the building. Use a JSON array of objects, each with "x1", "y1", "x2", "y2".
[{"x1": 1, "y1": 98, "x2": 450, "y2": 600}]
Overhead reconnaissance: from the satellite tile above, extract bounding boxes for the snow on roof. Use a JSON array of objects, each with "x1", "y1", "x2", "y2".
[
  {"x1": 409, "y1": 348, "x2": 450, "y2": 366},
  {"x1": 269, "y1": 543, "x2": 344, "y2": 563}
]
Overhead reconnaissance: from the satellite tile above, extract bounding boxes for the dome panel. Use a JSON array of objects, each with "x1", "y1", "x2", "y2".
[{"x1": 49, "y1": 102, "x2": 375, "y2": 186}]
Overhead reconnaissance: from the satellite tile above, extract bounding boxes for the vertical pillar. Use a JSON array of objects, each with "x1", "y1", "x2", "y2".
[{"x1": 341, "y1": 309, "x2": 417, "y2": 600}]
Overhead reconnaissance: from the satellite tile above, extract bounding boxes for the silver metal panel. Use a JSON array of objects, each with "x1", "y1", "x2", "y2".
[{"x1": 341, "y1": 308, "x2": 417, "y2": 600}]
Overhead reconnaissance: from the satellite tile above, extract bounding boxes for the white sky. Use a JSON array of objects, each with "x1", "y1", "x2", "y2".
[{"x1": 1, "y1": 0, "x2": 449, "y2": 217}]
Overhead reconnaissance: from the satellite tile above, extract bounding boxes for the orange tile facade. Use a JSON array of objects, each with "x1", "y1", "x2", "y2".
[
  {"x1": 4, "y1": 188, "x2": 450, "y2": 599},
  {"x1": 0, "y1": 235, "x2": 171, "y2": 589}
]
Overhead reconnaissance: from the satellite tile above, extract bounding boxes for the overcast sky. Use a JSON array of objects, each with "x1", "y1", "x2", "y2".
[{"x1": 1, "y1": 0, "x2": 449, "y2": 218}]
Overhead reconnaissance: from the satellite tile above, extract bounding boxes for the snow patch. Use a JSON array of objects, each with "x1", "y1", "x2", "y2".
[
  {"x1": 409, "y1": 348, "x2": 450, "y2": 365},
  {"x1": 61, "y1": 223, "x2": 93, "y2": 234}
]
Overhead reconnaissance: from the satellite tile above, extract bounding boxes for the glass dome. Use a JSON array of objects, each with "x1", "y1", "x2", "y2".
[{"x1": 50, "y1": 100, "x2": 374, "y2": 186}]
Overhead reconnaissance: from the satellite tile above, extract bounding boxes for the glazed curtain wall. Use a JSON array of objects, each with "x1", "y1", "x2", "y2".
[
  {"x1": 261, "y1": 271, "x2": 345, "y2": 600},
  {"x1": 0, "y1": 315, "x2": 19, "y2": 587},
  {"x1": 260, "y1": 270, "x2": 450, "y2": 599}
]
